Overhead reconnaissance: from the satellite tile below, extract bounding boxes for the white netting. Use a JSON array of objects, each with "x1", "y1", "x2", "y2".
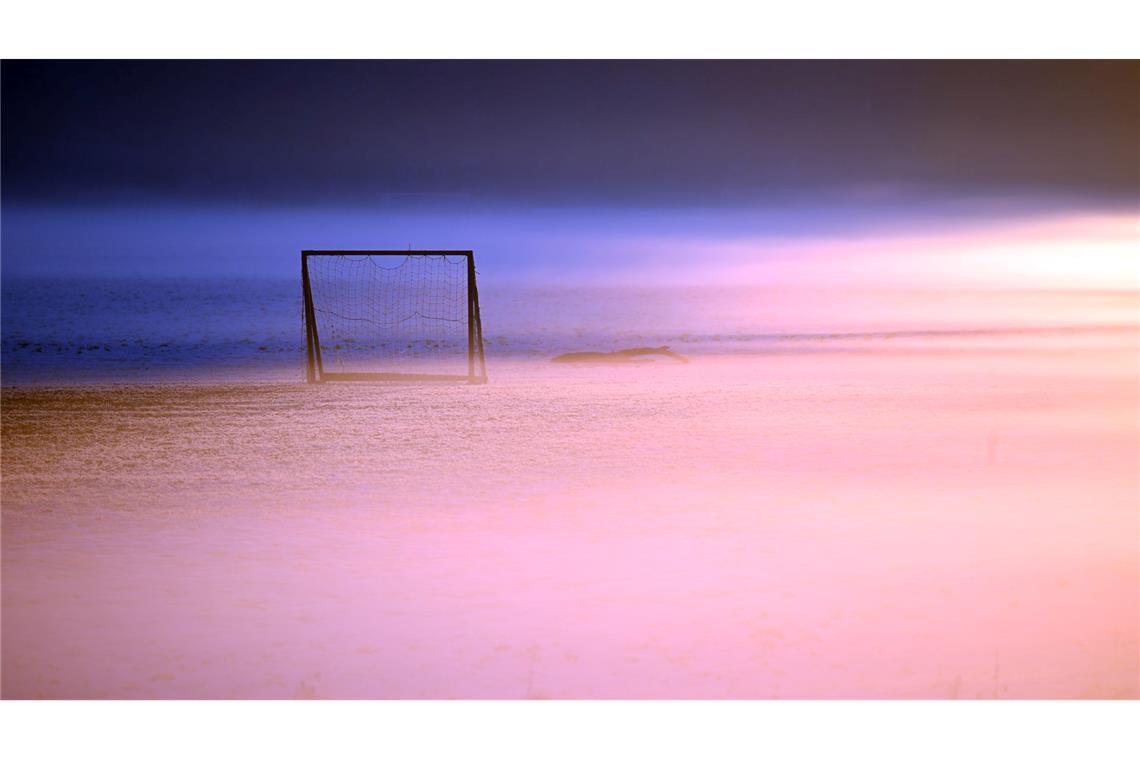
[{"x1": 305, "y1": 254, "x2": 472, "y2": 376}]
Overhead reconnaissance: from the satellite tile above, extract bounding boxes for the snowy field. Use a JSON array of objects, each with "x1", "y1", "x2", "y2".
[{"x1": 3, "y1": 337, "x2": 1137, "y2": 698}]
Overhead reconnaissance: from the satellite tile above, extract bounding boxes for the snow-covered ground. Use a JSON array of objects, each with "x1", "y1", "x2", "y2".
[{"x1": 3, "y1": 344, "x2": 1136, "y2": 698}]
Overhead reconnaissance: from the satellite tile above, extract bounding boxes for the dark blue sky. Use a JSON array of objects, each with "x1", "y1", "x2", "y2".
[
  {"x1": 4, "y1": 60, "x2": 1137, "y2": 206},
  {"x1": 1, "y1": 60, "x2": 1136, "y2": 278}
]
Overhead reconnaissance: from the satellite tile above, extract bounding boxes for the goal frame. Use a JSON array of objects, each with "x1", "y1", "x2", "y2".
[{"x1": 301, "y1": 250, "x2": 487, "y2": 384}]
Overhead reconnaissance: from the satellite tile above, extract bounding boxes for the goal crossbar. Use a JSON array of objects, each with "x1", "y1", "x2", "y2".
[{"x1": 302, "y1": 250, "x2": 487, "y2": 384}]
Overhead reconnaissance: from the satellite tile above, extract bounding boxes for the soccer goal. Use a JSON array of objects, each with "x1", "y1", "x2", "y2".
[{"x1": 301, "y1": 251, "x2": 487, "y2": 383}]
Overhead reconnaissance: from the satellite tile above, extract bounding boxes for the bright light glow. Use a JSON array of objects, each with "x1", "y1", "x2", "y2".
[{"x1": 639, "y1": 212, "x2": 1140, "y2": 291}]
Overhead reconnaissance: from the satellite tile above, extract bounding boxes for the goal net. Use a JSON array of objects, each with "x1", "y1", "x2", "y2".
[{"x1": 302, "y1": 251, "x2": 487, "y2": 383}]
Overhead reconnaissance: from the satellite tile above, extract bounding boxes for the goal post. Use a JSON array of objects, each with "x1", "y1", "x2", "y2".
[{"x1": 301, "y1": 251, "x2": 487, "y2": 384}]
